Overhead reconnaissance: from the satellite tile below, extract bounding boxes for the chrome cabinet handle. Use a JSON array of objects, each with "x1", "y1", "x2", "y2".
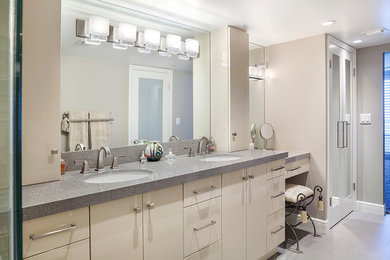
[
  {"x1": 271, "y1": 225, "x2": 284, "y2": 234},
  {"x1": 51, "y1": 149, "x2": 59, "y2": 155},
  {"x1": 193, "y1": 220, "x2": 216, "y2": 231},
  {"x1": 242, "y1": 176, "x2": 248, "y2": 181},
  {"x1": 232, "y1": 133, "x2": 237, "y2": 137},
  {"x1": 288, "y1": 166, "x2": 301, "y2": 172},
  {"x1": 271, "y1": 191, "x2": 285, "y2": 198},
  {"x1": 271, "y1": 166, "x2": 285, "y2": 171},
  {"x1": 193, "y1": 186, "x2": 216, "y2": 195},
  {"x1": 248, "y1": 175, "x2": 255, "y2": 179},
  {"x1": 29, "y1": 224, "x2": 77, "y2": 240},
  {"x1": 146, "y1": 203, "x2": 155, "y2": 209},
  {"x1": 134, "y1": 207, "x2": 141, "y2": 213}
]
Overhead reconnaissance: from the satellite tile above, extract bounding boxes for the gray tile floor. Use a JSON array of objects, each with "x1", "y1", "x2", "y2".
[{"x1": 275, "y1": 211, "x2": 390, "y2": 260}]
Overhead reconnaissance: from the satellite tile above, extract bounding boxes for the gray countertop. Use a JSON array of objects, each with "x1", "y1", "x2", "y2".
[
  {"x1": 285, "y1": 151, "x2": 310, "y2": 163},
  {"x1": 22, "y1": 149, "x2": 292, "y2": 221}
]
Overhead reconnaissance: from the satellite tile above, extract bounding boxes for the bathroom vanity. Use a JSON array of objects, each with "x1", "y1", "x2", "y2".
[{"x1": 20, "y1": 150, "x2": 314, "y2": 260}]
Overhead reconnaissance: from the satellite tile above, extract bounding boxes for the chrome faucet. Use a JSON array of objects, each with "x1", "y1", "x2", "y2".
[
  {"x1": 198, "y1": 137, "x2": 209, "y2": 155},
  {"x1": 96, "y1": 146, "x2": 111, "y2": 173},
  {"x1": 169, "y1": 136, "x2": 181, "y2": 142}
]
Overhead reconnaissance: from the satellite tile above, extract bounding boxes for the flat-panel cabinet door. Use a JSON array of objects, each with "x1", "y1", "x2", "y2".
[
  {"x1": 246, "y1": 164, "x2": 267, "y2": 260},
  {"x1": 143, "y1": 185, "x2": 183, "y2": 260},
  {"x1": 25, "y1": 239, "x2": 89, "y2": 260},
  {"x1": 90, "y1": 195, "x2": 143, "y2": 260},
  {"x1": 221, "y1": 169, "x2": 247, "y2": 260}
]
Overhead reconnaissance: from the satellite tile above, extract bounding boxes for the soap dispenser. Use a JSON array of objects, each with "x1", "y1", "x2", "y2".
[{"x1": 165, "y1": 148, "x2": 176, "y2": 162}]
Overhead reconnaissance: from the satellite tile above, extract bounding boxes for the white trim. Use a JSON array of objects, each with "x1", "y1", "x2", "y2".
[
  {"x1": 128, "y1": 65, "x2": 173, "y2": 145},
  {"x1": 356, "y1": 201, "x2": 385, "y2": 215}
]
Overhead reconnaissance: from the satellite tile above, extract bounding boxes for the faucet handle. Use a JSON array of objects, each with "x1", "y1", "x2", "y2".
[
  {"x1": 74, "y1": 160, "x2": 90, "y2": 174},
  {"x1": 111, "y1": 155, "x2": 126, "y2": 169},
  {"x1": 184, "y1": 146, "x2": 195, "y2": 157}
]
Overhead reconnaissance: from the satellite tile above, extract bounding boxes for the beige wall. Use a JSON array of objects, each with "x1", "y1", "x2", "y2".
[
  {"x1": 356, "y1": 43, "x2": 390, "y2": 204},
  {"x1": 265, "y1": 34, "x2": 327, "y2": 220}
]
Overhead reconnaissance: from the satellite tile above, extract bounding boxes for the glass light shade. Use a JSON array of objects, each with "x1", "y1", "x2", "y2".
[
  {"x1": 118, "y1": 23, "x2": 137, "y2": 46},
  {"x1": 84, "y1": 38, "x2": 101, "y2": 45},
  {"x1": 144, "y1": 29, "x2": 160, "y2": 51},
  {"x1": 178, "y1": 54, "x2": 190, "y2": 61},
  {"x1": 166, "y1": 34, "x2": 181, "y2": 55},
  {"x1": 185, "y1": 38, "x2": 199, "y2": 58},
  {"x1": 88, "y1": 16, "x2": 109, "y2": 41},
  {"x1": 137, "y1": 47, "x2": 151, "y2": 54},
  {"x1": 159, "y1": 51, "x2": 171, "y2": 57},
  {"x1": 113, "y1": 43, "x2": 128, "y2": 50}
]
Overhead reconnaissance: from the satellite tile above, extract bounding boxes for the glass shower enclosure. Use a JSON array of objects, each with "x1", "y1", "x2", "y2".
[{"x1": 0, "y1": 0, "x2": 22, "y2": 259}]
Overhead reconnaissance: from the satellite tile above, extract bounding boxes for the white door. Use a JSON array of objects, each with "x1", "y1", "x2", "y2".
[
  {"x1": 328, "y1": 42, "x2": 355, "y2": 227},
  {"x1": 129, "y1": 65, "x2": 172, "y2": 144}
]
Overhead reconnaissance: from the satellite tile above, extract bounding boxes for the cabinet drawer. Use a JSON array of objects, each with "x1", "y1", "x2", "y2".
[
  {"x1": 266, "y1": 175, "x2": 285, "y2": 216},
  {"x1": 184, "y1": 241, "x2": 221, "y2": 260},
  {"x1": 184, "y1": 197, "x2": 221, "y2": 256},
  {"x1": 285, "y1": 158, "x2": 309, "y2": 179},
  {"x1": 266, "y1": 159, "x2": 286, "y2": 180},
  {"x1": 24, "y1": 239, "x2": 89, "y2": 260},
  {"x1": 184, "y1": 175, "x2": 221, "y2": 207},
  {"x1": 23, "y1": 207, "x2": 89, "y2": 258},
  {"x1": 266, "y1": 209, "x2": 285, "y2": 252}
]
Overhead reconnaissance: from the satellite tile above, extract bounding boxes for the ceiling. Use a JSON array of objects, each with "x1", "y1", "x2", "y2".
[{"x1": 99, "y1": 0, "x2": 390, "y2": 49}]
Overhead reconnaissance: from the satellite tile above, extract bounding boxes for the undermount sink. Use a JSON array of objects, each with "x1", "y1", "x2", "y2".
[
  {"x1": 84, "y1": 169, "x2": 152, "y2": 184},
  {"x1": 199, "y1": 154, "x2": 241, "y2": 162}
]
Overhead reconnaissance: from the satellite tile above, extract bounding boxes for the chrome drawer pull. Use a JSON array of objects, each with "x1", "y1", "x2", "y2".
[
  {"x1": 29, "y1": 224, "x2": 77, "y2": 240},
  {"x1": 271, "y1": 225, "x2": 284, "y2": 234},
  {"x1": 242, "y1": 176, "x2": 248, "y2": 181},
  {"x1": 193, "y1": 186, "x2": 216, "y2": 195},
  {"x1": 147, "y1": 203, "x2": 155, "y2": 209},
  {"x1": 134, "y1": 207, "x2": 141, "y2": 213},
  {"x1": 248, "y1": 175, "x2": 255, "y2": 179},
  {"x1": 289, "y1": 166, "x2": 301, "y2": 172},
  {"x1": 193, "y1": 220, "x2": 217, "y2": 231},
  {"x1": 271, "y1": 166, "x2": 285, "y2": 172},
  {"x1": 271, "y1": 191, "x2": 285, "y2": 198}
]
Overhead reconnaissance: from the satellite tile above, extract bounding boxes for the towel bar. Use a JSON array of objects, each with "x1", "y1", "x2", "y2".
[{"x1": 68, "y1": 118, "x2": 114, "y2": 123}]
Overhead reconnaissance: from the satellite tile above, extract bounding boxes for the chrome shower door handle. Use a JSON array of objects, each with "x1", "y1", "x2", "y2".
[
  {"x1": 337, "y1": 121, "x2": 343, "y2": 149},
  {"x1": 343, "y1": 121, "x2": 348, "y2": 148}
]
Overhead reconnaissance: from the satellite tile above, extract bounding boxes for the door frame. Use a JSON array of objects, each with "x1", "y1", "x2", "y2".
[
  {"x1": 326, "y1": 34, "x2": 357, "y2": 227},
  {"x1": 128, "y1": 65, "x2": 173, "y2": 145}
]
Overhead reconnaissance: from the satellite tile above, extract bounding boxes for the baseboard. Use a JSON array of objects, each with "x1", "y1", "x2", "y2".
[{"x1": 356, "y1": 200, "x2": 385, "y2": 215}]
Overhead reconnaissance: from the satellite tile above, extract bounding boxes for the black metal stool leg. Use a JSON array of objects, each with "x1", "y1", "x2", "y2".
[
  {"x1": 285, "y1": 222, "x2": 303, "y2": 254},
  {"x1": 308, "y1": 214, "x2": 321, "y2": 237}
]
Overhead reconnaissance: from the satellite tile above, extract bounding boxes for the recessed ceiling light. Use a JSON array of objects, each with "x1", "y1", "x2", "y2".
[
  {"x1": 353, "y1": 40, "x2": 362, "y2": 44},
  {"x1": 321, "y1": 20, "x2": 336, "y2": 26},
  {"x1": 362, "y1": 28, "x2": 388, "y2": 36}
]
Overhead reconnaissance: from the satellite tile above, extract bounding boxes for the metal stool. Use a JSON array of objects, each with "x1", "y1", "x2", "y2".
[{"x1": 284, "y1": 184, "x2": 323, "y2": 253}]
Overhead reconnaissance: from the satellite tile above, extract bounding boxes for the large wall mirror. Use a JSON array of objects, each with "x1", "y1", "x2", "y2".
[
  {"x1": 61, "y1": 0, "x2": 210, "y2": 152},
  {"x1": 248, "y1": 42, "x2": 266, "y2": 149}
]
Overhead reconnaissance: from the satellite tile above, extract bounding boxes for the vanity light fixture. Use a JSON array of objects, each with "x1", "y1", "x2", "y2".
[
  {"x1": 84, "y1": 38, "x2": 101, "y2": 45},
  {"x1": 158, "y1": 37, "x2": 172, "y2": 57},
  {"x1": 88, "y1": 16, "x2": 110, "y2": 41},
  {"x1": 185, "y1": 38, "x2": 199, "y2": 58},
  {"x1": 178, "y1": 54, "x2": 190, "y2": 61},
  {"x1": 137, "y1": 47, "x2": 151, "y2": 54},
  {"x1": 144, "y1": 29, "x2": 161, "y2": 51},
  {"x1": 117, "y1": 23, "x2": 137, "y2": 46},
  {"x1": 166, "y1": 34, "x2": 181, "y2": 55},
  {"x1": 113, "y1": 42, "x2": 128, "y2": 50}
]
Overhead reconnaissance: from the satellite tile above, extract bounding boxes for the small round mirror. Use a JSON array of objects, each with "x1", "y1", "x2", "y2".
[{"x1": 260, "y1": 123, "x2": 274, "y2": 140}]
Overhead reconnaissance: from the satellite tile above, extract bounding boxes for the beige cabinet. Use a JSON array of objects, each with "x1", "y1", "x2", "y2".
[
  {"x1": 184, "y1": 241, "x2": 221, "y2": 260},
  {"x1": 24, "y1": 239, "x2": 89, "y2": 260},
  {"x1": 90, "y1": 195, "x2": 143, "y2": 260},
  {"x1": 211, "y1": 26, "x2": 249, "y2": 152},
  {"x1": 23, "y1": 207, "x2": 89, "y2": 258},
  {"x1": 143, "y1": 185, "x2": 183, "y2": 260},
  {"x1": 222, "y1": 164, "x2": 268, "y2": 260},
  {"x1": 184, "y1": 175, "x2": 221, "y2": 207},
  {"x1": 22, "y1": 0, "x2": 61, "y2": 185}
]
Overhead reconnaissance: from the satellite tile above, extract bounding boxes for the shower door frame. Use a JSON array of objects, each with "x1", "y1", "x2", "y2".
[{"x1": 326, "y1": 35, "x2": 357, "y2": 228}]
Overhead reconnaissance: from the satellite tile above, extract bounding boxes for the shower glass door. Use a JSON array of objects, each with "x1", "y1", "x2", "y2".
[
  {"x1": 329, "y1": 44, "x2": 354, "y2": 228},
  {"x1": 0, "y1": 0, "x2": 22, "y2": 258}
]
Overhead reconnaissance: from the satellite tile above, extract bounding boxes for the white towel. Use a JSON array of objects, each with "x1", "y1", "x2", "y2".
[
  {"x1": 89, "y1": 111, "x2": 111, "y2": 150},
  {"x1": 67, "y1": 111, "x2": 89, "y2": 151}
]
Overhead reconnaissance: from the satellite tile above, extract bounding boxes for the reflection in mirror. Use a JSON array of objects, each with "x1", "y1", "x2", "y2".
[
  {"x1": 249, "y1": 42, "x2": 265, "y2": 149},
  {"x1": 60, "y1": 0, "x2": 210, "y2": 152}
]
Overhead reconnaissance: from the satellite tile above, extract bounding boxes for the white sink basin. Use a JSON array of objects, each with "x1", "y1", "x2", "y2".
[
  {"x1": 199, "y1": 154, "x2": 241, "y2": 162},
  {"x1": 84, "y1": 169, "x2": 152, "y2": 184}
]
